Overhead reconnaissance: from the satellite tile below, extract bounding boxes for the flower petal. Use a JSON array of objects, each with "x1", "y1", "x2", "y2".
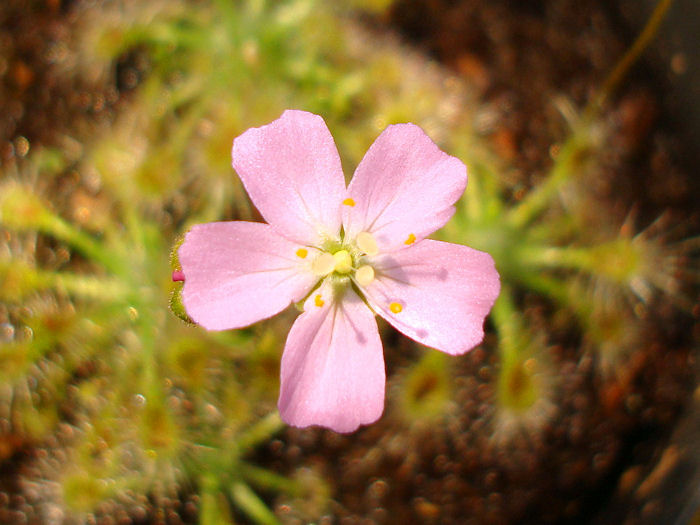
[
  {"x1": 232, "y1": 110, "x2": 347, "y2": 245},
  {"x1": 362, "y1": 240, "x2": 500, "y2": 355},
  {"x1": 343, "y1": 124, "x2": 467, "y2": 252},
  {"x1": 278, "y1": 285, "x2": 385, "y2": 433},
  {"x1": 178, "y1": 221, "x2": 317, "y2": 330}
]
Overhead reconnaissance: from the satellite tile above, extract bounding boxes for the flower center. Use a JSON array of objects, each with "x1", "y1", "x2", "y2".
[
  {"x1": 333, "y1": 250, "x2": 353, "y2": 274},
  {"x1": 308, "y1": 231, "x2": 378, "y2": 287}
]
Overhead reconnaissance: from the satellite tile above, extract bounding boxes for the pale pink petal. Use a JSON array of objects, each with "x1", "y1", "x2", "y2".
[
  {"x1": 178, "y1": 221, "x2": 317, "y2": 331},
  {"x1": 278, "y1": 284, "x2": 384, "y2": 433},
  {"x1": 232, "y1": 110, "x2": 347, "y2": 245},
  {"x1": 362, "y1": 240, "x2": 500, "y2": 355},
  {"x1": 343, "y1": 124, "x2": 467, "y2": 252}
]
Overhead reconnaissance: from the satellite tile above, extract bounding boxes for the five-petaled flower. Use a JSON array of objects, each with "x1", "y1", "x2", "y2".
[{"x1": 176, "y1": 110, "x2": 500, "y2": 433}]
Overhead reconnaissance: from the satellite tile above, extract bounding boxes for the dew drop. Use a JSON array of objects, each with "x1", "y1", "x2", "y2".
[{"x1": 0, "y1": 323, "x2": 15, "y2": 343}]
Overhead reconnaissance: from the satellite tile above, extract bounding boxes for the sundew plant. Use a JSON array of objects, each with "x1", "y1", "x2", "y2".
[{"x1": 0, "y1": 0, "x2": 695, "y2": 523}]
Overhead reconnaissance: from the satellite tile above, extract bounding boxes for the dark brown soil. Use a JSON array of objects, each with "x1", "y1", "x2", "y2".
[
  {"x1": 387, "y1": 0, "x2": 698, "y2": 218},
  {"x1": 0, "y1": 0, "x2": 143, "y2": 166}
]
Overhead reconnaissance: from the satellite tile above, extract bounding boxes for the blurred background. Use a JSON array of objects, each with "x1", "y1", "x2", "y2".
[{"x1": 0, "y1": 0, "x2": 698, "y2": 523}]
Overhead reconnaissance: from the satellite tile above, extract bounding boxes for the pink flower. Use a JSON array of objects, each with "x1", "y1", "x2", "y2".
[{"x1": 177, "y1": 110, "x2": 500, "y2": 433}]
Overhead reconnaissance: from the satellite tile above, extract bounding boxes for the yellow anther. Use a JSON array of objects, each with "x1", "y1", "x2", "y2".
[
  {"x1": 333, "y1": 250, "x2": 353, "y2": 274},
  {"x1": 404, "y1": 233, "x2": 416, "y2": 245},
  {"x1": 355, "y1": 265, "x2": 375, "y2": 287},
  {"x1": 314, "y1": 294, "x2": 325, "y2": 307},
  {"x1": 342, "y1": 198, "x2": 356, "y2": 207},
  {"x1": 311, "y1": 252, "x2": 335, "y2": 276},
  {"x1": 389, "y1": 302, "x2": 403, "y2": 314},
  {"x1": 296, "y1": 248, "x2": 308, "y2": 258},
  {"x1": 356, "y1": 231, "x2": 378, "y2": 256}
]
